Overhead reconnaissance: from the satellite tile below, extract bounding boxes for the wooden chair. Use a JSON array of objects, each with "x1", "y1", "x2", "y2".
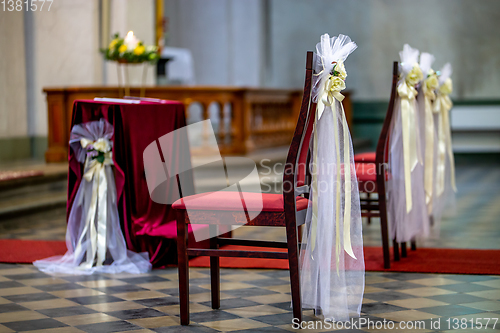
[
  {"x1": 356, "y1": 62, "x2": 400, "y2": 269},
  {"x1": 173, "y1": 51, "x2": 317, "y2": 325}
]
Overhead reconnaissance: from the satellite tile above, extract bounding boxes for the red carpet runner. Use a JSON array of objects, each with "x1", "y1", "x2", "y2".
[
  {"x1": 2, "y1": 240, "x2": 499, "y2": 275},
  {"x1": 0, "y1": 239, "x2": 68, "y2": 263}
]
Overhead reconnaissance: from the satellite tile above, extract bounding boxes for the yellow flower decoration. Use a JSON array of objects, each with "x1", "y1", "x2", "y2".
[
  {"x1": 109, "y1": 39, "x2": 118, "y2": 49},
  {"x1": 439, "y1": 78, "x2": 453, "y2": 95},
  {"x1": 326, "y1": 75, "x2": 346, "y2": 93},
  {"x1": 425, "y1": 72, "x2": 439, "y2": 91},
  {"x1": 118, "y1": 44, "x2": 127, "y2": 53},
  {"x1": 134, "y1": 45, "x2": 145, "y2": 56}
]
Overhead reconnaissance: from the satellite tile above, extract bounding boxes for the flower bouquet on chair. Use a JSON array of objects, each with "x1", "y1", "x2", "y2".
[
  {"x1": 386, "y1": 44, "x2": 430, "y2": 243},
  {"x1": 299, "y1": 33, "x2": 364, "y2": 322},
  {"x1": 34, "y1": 119, "x2": 152, "y2": 275}
]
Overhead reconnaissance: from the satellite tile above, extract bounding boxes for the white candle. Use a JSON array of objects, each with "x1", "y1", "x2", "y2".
[{"x1": 124, "y1": 31, "x2": 139, "y2": 50}]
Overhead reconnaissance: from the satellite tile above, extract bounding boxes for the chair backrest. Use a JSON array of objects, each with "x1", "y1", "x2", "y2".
[
  {"x1": 375, "y1": 61, "x2": 399, "y2": 169},
  {"x1": 283, "y1": 51, "x2": 315, "y2": 208}
]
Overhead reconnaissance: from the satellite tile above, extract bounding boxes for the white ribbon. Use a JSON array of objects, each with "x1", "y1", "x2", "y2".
[
  {"x1": 423, "y1": 82, "x2": 436, "y2": 214},
  {"x1": 311, "y1": 78, "x2": 356, "y2": 270},
  {"x1": 397, "y1": 81, "x2": 419, "y2": 213},
  {"x1": 73, "y1": 139, "x2": 113, "y2": 269},
  {"x1": 433, "y1": 91, "x2": 456, "y2": 196}
]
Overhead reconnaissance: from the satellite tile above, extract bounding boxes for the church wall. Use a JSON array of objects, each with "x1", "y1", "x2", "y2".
[
  {"x1": 0, "y1": 10, "x2": 29, "y2": 159},
  {"x1": 164, "y1": 0, "x2": 265, "y2": 86},
  {"x1": 0, "y1": 0, "x2": 156, "y2": 160}
]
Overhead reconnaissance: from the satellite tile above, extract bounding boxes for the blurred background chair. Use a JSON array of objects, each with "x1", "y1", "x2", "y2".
[
  {"x1": 158, "y1": 47, "x2": 195, "y2": 85},
  {"x1": 356, "y1": 62, "x2": 399, "y2": 269}
]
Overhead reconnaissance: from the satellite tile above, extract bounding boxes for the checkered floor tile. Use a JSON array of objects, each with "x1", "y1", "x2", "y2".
[{"x1": 0, "y1": 264, "x2": 498, "y2": 332}]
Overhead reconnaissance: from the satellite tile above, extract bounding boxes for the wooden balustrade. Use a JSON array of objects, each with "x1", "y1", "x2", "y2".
[{"x1": 43, "y1": 86, "x2": 351, "y2": 162}]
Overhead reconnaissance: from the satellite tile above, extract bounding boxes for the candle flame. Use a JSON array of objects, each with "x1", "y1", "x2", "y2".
[{"x1": 126, "y1": 31, "x2": 134, "y2": 38}]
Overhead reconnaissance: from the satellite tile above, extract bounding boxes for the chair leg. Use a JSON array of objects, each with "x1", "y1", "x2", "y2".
[
  {"x1": 285, "y1": 223, "x2": 302, "y2": 322},
  {"x1": 378, "y1": 199, "x2": 391, "y2": 269},
  {"x1": 393, "y1": 240, "x2": 400, "y2": 261},
  {"x1": 401, "y1": 242, "x2": 407, "y2": 258},
  {"x1": 367, "y1": 194, "x2": 372, "y2": 224},
  {"x1": 209, "y1": 225, "x2": 220, "y2": 310},
  {"x1": 176, "y1": 211, "x2": 190, "y2": 325},
  {"x1": 411, "y1": 239, "x2": 417, "y2": 251}
]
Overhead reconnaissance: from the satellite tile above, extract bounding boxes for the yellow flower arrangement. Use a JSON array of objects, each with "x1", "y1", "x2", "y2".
[{"x1": 101, "y1": 32, "x2": 159, "y2": 64}]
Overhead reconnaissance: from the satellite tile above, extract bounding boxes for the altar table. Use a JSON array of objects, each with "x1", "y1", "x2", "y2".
[{"x1": 69, "y1": 99, "x2": 199, "y2": 267}]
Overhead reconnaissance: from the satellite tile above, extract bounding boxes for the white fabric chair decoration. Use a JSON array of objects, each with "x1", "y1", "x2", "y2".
[
  {"x1": 386, "y1": 44, "x2": 430, "y2": 243},
  {"x1": 300, "y1": 33, "x2": 365, "y2": 322},
  {"x1": 418, "y1": 52, "x2": 438, "y2": 216},
  {"x1": 34, "y1": 119, "x2": 152, "y2": 275},
  {"x1": 432, "y1": 63, "x2": 457, "y2": 222}
]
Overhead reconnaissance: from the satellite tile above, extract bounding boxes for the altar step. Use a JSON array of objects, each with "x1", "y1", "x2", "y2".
[{"x1": 0, "y1": 162, "x2": 67, "y2": 220}]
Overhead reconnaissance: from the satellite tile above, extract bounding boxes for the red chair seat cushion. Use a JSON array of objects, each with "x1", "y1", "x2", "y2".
[
  {"x1": 172, "y1": 192, "x2": 309, "y2": 212},
  {"x1": 354, "y1": 152, "x2": 376, "y2": 163},
  {"x1": 356, "y1": 163, "x2": 377, "y2": 193}
]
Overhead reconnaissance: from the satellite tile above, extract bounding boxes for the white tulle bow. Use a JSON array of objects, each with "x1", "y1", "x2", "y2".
[{"x1": 310, "y1": 34, "x2": 357, "y2": 263}]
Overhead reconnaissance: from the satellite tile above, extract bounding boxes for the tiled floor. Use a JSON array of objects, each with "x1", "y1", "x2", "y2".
[
  {"x1": 0, "y1": 265, "x2": 498, "y2": 332},
  {"x1": 0, "y1": 158, "x2": 499, "y2": 331}
]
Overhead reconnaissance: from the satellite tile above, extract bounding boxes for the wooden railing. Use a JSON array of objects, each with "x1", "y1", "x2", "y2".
[{"x1": 43, "y1": 86, "x2": 351, "y2": 162}]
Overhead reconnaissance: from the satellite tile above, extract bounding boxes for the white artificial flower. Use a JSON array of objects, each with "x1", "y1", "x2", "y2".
[
  {"x1": 439, "y1": 78, "x2": 453, "y2": 95},
  {"x1": 326, "y1": 75, "x2": 346, "y2": 93},
  {"x1": 406, "y1": 64, "x2": 424, "y2": 86},
  {"x1": 425, "y1": 73, "x2": 439, "y2": 91},
  {"x1": 93, "y1": 138, "x2": 111, "y2": 153},
  {"x1": 335, "y1": 61, "x2": 347, "y2": 80}
]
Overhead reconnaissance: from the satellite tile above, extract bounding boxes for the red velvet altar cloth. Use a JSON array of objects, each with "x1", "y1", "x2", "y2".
[{"x1": 69, "y1": 99, "x2": 196, "y2": 268}]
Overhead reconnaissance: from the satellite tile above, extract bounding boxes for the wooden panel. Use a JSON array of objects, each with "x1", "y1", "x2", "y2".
[
  {"x1": 43, "y1": 86, "x2": 308, "y2": 162},
  {"x1": 44, "y1": 86, "x2": 353, "y2": 162},
  {"x1": 45, "y1": 92, "x2": 68, "y2": 162}
]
